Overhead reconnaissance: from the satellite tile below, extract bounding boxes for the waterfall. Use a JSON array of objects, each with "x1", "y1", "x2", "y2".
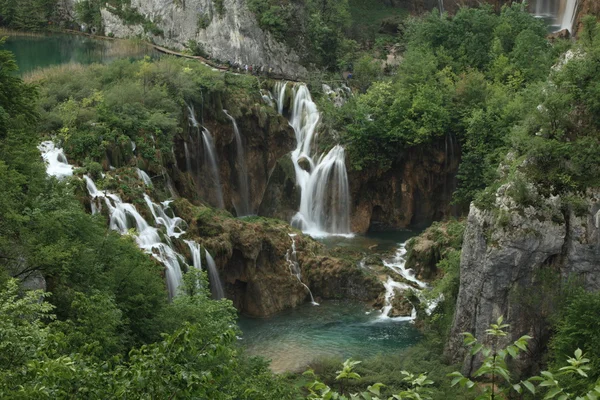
[
  {"x1": 137, "y1": 168, "x2": 152, "y2": 186},
  {"x1": 286, "y1": 234, "x2": 318, "y2": 305},
  {"x1": 143, "y1": 194, "x2": 186, "y2": 239},
  {"x1": 84, "y1": 176, "x2": 184, "y2": 298},
  {"x1": 532, "y1": 0, "x2": 578, "y2": 33},
  {"x1": 378, "y1": 242, "x2": 440, "y2": 321},
  {"x1": 185, "y1": 240, "x2": 202, "y2": 271},
  {"x1": 185, "y1": 240, "x2": 202, "y2": 270},
  {"x1": 223, "y1": 110, "x2": 251, "y2": 217},
  {"x1": 275, "y1": 81, "x2": 287, "y2": 115},
  {"x1": 200, "y1": 128, "x2": 224, "y2": 208},
  {"x1": 274, "y1": 83, "x2": 352, "y2": 237},
  {"x1": 205, "y1": 249, "x2": 225, "y2": 300},
  {"x1": 38, "y1": 141, "x2": 73, "y2": 179},
  {"x1": 187, "y1": 104, "x2": 224, "y2": 208},
  {"x1": 560, "y1": 0, "x2": 577, "y2": 33}
]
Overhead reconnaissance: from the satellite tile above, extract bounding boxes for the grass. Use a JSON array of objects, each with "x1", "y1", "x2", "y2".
[
  {"x1": 0, "y1": 27, "x2": 49, "y2": 37},
  {"x1": 23, "y1": 63, "x2": 88, "y2": 83}
]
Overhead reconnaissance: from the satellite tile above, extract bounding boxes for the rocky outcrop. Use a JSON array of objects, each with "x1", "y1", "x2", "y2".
[
  {"x1": 446, "y1": 180, "x2": 600, "y2": 375},
  {"x1": 350, "y1": 138, "x2": 460, "y2": 233},
  {"x1": 303, "y1": 256, "x2": 383, "y2": 303},
  {"x1": 99, "y1": 0, "x2": 307, "y2": 78},
  {"x1": 405, "y1": 219, "x2": 464, "y2": 280},
  {"x1": 173, "y1": 198, "x2": 382, "y2": 316}
]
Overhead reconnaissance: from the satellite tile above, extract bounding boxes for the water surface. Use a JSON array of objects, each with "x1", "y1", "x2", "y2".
[
  {"x1": 3, "y1": 33, "x2": 155, "y2": 74},
  {"x1": 238, "y1": 300, "x2": 421, "y2": 373}
]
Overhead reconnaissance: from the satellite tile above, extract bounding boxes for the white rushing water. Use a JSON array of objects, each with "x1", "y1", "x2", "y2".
[
  {"x1": 286, "y1": 234, "x2": 318, "y2": 305},
  {"x1": 38, "y1": 141, "x2": 73, "y2": 179},
  {"x1": 84, "y1": 176, "x2": 186, "y2": 298},
  {"x1": 187, "y1": 104, "x2": 224, "y2": 208},
  {"x1": 274, "y1": 83, "x2": 352, "y2": 237},
  {"x1": 223, "y1": 109, "x2": 251, "y2": 217},
  {"x1": 205, "y1": 249, "x2": 225, "y2": 299},
  {"x1": 136, "y1": 168, "x2": 152, "y2": 186},
  {"x1": 185, "y1": 240, "x2": 203, "y2": 271},
  {"x1": 378, "y1": 242, "x2": 440, "y2": 321},
  {"x1": 532, "y1": 0, "x2": 579, "y2": 33}
]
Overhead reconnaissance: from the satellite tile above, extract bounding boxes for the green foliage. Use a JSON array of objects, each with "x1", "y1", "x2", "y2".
[
  {"x1": 333, "y1": 3, "x2": 558, "y2": 207},
  {"x1": 450, "y1": 317, "x2": 600, "y2": 400},
  {"x1": 75, "y1": 0, "x2": 164, "y2": 35},
  {"x1": 304, "y1": 359, "x2": 433, "y2": 400},
  {"x1": 213, "y1": 0, "x2": 225, "y2": 17},
  {"x1": 550, "y1": 290, "x2": 600, "y2": 393},
  {"x1": 0, "y1": 0, "x2": 58, "y2": 31},
  {"x1": 247, "y1": 0, "x2": 353, "y2": 70},
  {"x1": 450, "y1": 316, "x2": 533, "y2": 399}
]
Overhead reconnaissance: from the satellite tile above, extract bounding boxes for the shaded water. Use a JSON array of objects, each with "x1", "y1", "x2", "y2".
[
  {"x1": 3, "y1": 33, "x2": 155, "y2": 75},
  {"x1": 238, "y1": 300, "x2": 421, "y2": 373}
]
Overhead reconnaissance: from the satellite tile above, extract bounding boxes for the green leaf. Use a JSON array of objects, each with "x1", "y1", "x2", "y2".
[
  {"x1": 545, "y1": 387, "x2": 563, "y2": 399},
  {"x1": 523, "y1": 380, "x2": 536, "y2": 394}
]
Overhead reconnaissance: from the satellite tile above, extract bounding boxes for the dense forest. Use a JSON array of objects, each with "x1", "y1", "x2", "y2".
[{"x1": 1, "y1": 0, "x2": 600, "y2": 398}]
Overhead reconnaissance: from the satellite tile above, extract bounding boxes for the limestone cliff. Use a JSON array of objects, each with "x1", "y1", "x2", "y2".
[
  {"x1": 446, "y1": 179, "x2": 600, "y2": 375},
  {"x1": 98, "y1": 0, "x2": 307, "y2": 78}
]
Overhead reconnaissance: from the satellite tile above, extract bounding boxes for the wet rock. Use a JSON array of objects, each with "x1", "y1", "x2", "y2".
[{"x1": 297, "y1": 156, "x2": 311, "y2": 173}]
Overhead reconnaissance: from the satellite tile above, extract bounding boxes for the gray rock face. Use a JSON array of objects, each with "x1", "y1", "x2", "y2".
[
  {"x1": 446, "y1": 183, "x2": 600, "y2": 375},
  {"x1": 100, "y1": 0, "x2": 307, "y2": 78}
]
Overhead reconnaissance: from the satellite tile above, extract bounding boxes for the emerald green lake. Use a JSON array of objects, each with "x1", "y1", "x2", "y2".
[
  {"x1": 238, "y1": 300, "x2": 421, "y2": 373},
  {"x1": 3, "y1": 33, "x2": 155, "y2": 75}
]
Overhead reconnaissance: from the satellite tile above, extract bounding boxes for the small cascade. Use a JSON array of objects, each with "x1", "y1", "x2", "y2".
[
  {"x1": 200, "y1": 128, "x2": 224, "y2": 208},
  {"x1": 223, "y1": 110, "x2": 251, "y2": 216},
  {"x1": 136, "y1": 168, "x2": 152, "y2": 186},
  {"x1": 379, "y1": 277, "x2": 417, "y2": 322},
  {"x1": 185, "y1": 240, "x2": 202, "y2": 271},
  {"x1": 378, "y1": 242, "x2": 438, "y2": 321},
  {"x1": 187, "y1": 104, "x2": 224, "y2": 208},
  {"x1": 143, "y1": 194, "x2": 186, "y2": 238},
  {"x1": 274, "y1": 83, "x2": 352, "y2": 237},
  {"x1": 286, "y1": 234, "x2": 319, "y2": 305},
  {"x1": 274, "y1": 81, "x2": 287, "y2": 115},
  {"x1": 205, "y1": 249, "x2": 225, "y2": 300},
  {"x1": 84, "y1": 176, "x2": 184, "y2": 298},
  {"x1": 38, "y1": 141, "x2": 73, "y2": 179}
]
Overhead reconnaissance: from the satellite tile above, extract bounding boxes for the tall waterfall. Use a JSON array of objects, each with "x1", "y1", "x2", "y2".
[
  {"x1": 205, "y1": 249, "x2": 225, "y2": 299},
  {"x1": 187, "y1": 104, "x2": 224, "y2": 208},
  {"x1": 84, "y1": 176, "x2": 185, "y2": 298},
  {"x1": 286, "y1": 234, "x2": 318, "y2": 305},
  {"x1": 532, "y1": 0, "x2": 579, "y2": 33},
  {"x1": 560, "y1": 0, "x2": 577, "y2": 33},
  {"x1": 275, "y1": 83, "x2": 351, "y2": 237},
  {"x1": 223, "y1": 110, "x2": 251, "y2": 217}
]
